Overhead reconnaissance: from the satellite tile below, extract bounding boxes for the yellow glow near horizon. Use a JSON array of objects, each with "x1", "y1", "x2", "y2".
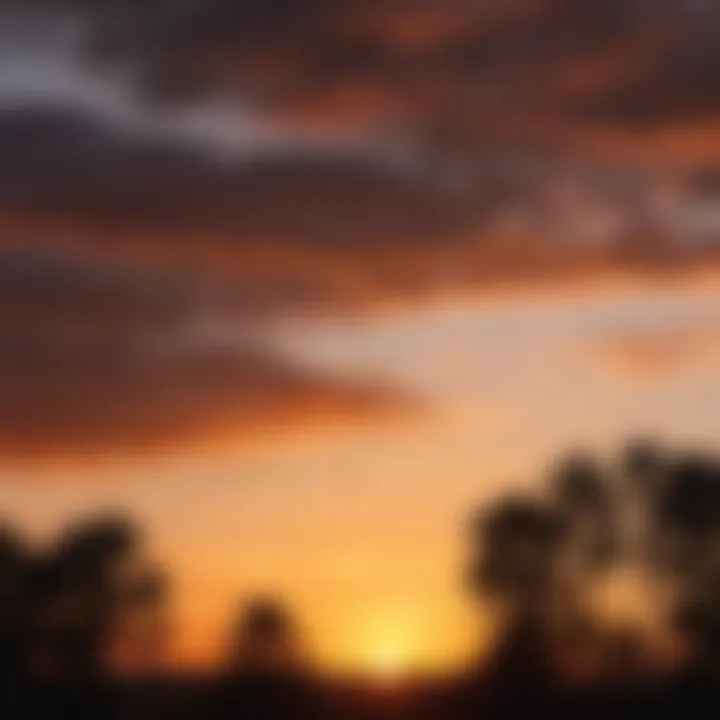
[
  {"x1": 3, "y1": 283, "x2": 720, "y2": 673},
  {"x1": 364, "y1": 637, "x2": 416, "y2": 679},
  {"x1": 345, "y1": 599, "x2": 431, "y2": 679}
]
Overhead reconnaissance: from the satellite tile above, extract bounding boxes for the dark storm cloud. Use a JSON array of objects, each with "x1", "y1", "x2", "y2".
[{"x1": 0, "y1": 250, "x2": 400, "y2": 461}]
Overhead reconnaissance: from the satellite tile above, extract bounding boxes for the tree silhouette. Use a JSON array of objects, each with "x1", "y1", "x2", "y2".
[
  {"x1": 469, "y1": 496, "x2": 566, "y2": 690},
  {"x1": 25, "y1": 514, "x2": 168, "y2": 682},
  {"x1": 0, "y1": 525, "x2": 25, "y2": 714},
  {"x1": 652, "y1": 455, "x2": 720, "y2": 673},
  {"x1": 206, "y1": 597, "x2": 324, "y2": 720},
  {"x1": 551, "y1": 452, "x2": 617, "y2": 643},
  {"x1": 0, "y1": 510, "x2": 168, "y2": 720},
  {"x1": 228, "y1": 597, "x2": 302, "y2": 675},
  {"x1": 469, "y1": 441, "x2": 720, "y2": 690}
]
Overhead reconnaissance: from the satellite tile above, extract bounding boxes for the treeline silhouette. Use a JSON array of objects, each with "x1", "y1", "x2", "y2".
[
  {"x1": 0, "y1": 514, "x2": 167, "y2": 718},
  {"x1": 459, "y1": 439, "x2": 720, "y2": 718},
  {"x1": 1, "y1": 439, "x2": 720, "y2": 718}
]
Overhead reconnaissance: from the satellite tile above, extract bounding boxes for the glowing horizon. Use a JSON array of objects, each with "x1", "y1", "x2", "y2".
[{"x1": 3, "y1": 278, "x2": 719, "y2": 673}]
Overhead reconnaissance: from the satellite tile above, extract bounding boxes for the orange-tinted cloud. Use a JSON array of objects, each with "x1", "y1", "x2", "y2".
[
  {"x1": 72, "y1": 0, "x2": 717, "y2": 151},
  {"x1": 2, "y1": 2, "x2": 720, "y2": 299},
  {"x1": 8, "y1": 1, "x2": 719, "y2": 154},
  {"x1": 590, "y1": 321, "x2": 720, "y2": 380},
  {"x1": 2, "y1": 103, "x2": 719, "y2": 309},
  {"x1": 0, "y1": 250, "x2": 404, "y2": 462},
  {"x1": 1, "y1": 0, "x2": 720, "y2": 462}
]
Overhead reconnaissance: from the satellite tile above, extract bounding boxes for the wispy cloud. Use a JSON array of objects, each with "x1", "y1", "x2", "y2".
[
  {"x1": 590, "y1": 320, "x2": 720, "y2": 380},
  {"x1": 0, "y1": 250, "x2": 406, "y2": 463}
]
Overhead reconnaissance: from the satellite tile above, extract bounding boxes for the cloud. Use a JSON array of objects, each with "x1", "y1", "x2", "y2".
[
  {"x1": 577, "y1": 5, "x2": 720, "y2": 129},
  {"x1": 589, "y1": 321, "x2": 720, "y2": 381},
  {"x1": 66, "y1": 0, "x2": 719, "y2": 154},
  {"x1": 6, "y1": 1, "x2": 715, "y2": 156},
  {"x1": 0, "y1": 1, "x2": 718, "y2": 461},
  {"x1": 0, "y1": 107, "x2": 471, "y2": 241},
  {"x1": 2, "y1": 103, "x2": 720, "y2": 311},
  {"x1": 0, "y1": 250, "x2": 403, "y2": 462},
  {"x1": 0, "y1": 106, "x2": 493, "y2": 310}
]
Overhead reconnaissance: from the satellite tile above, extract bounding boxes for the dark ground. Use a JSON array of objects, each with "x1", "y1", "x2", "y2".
[{"x1": 7, "y1": 668, "x2": 720, "y2": 719}]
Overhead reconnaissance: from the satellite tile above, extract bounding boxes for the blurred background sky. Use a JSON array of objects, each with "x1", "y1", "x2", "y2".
[{"x1": 0, "y1": 0, "x2": 719, "y2": 674}]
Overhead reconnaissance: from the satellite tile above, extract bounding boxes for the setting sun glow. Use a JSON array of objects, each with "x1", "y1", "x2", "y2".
[
  {"x1": 355, "y1": 609, "x2": 422, "y2": 679},
  {"x1": 367, "y1": 641, "x2": 413, "y2": 680}
]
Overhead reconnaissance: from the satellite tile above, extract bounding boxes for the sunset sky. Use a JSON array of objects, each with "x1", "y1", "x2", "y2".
[{"x1": 1, "y1": 0, "x2": 719, "y2": 675}]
